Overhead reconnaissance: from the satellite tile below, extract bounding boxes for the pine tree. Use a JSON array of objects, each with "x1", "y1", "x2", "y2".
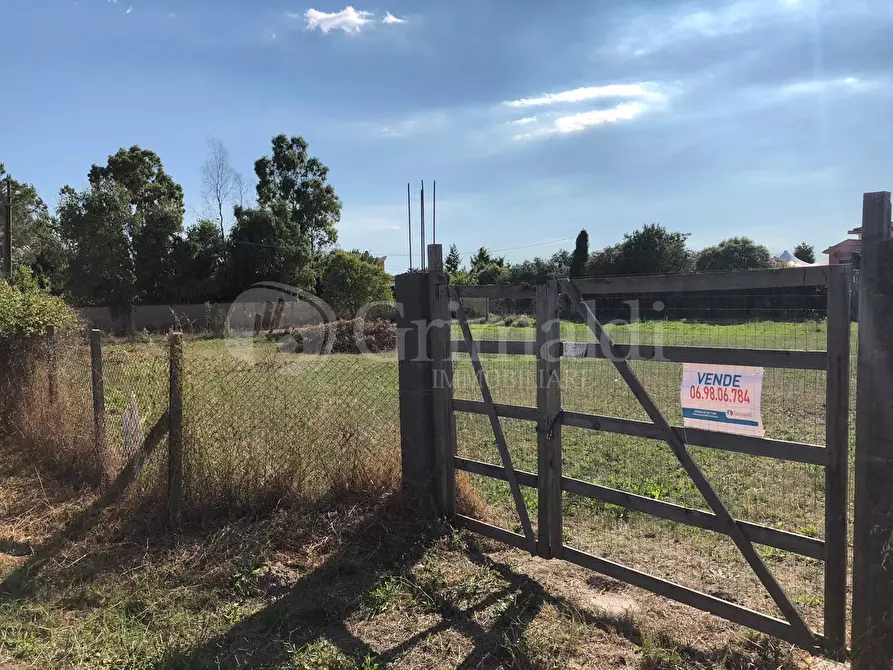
[
  {"x1": 445, "y1": 244, "x2": 461, "y2": 275},
  {"x1": 569, "y1": 229, "x2": 589, "y2": 278}
]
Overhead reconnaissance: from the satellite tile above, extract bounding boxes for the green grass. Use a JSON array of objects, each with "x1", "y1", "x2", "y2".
[{"x1": 88, "y1": 319, "x2": 853, "y2": 629}]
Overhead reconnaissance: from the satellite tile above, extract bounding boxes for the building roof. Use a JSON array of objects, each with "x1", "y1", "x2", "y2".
[{"x1": 822, "y1": 238, "x2": 861, "y2": 256}]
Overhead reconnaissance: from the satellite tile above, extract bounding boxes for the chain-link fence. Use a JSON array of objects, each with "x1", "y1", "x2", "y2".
[{"x1": 1, "y1": 328, "x2": 401, "y2": 519}]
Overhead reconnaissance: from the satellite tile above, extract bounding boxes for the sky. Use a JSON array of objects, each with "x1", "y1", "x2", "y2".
[{"x1": 2, "y1": 0, "x2": 892, "y2": 274}]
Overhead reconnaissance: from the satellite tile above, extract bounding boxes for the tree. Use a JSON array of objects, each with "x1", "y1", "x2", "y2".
[
  {"x1": 469, "y1": 247, "x2": 506, "y2": 283},
  {"x1": 57, "y1": 182, "x2": 136, "y2": 306},
  {"x1": 569, "y1": 229, "x2": 589, "y2": 278},
  {"x1": 178, "y1": 219, "x2": 225, "y2": 302},
  {"x1": 445, "y1": 244, "x2": 461, "y2": 275},
  {"x1": 794, "y1": 242, "x2": 815, "y2": 264},
  {"x1": 588, "y1": 224, "x2": 692, "y2": 277},
  {"x1": 225, "y1": 205, "x2": 315, "y2": 296},
  {"x1": 320, "y1": 250, "x2": 392, "y2": 318},
  {"x1": 0, "y1": 164, "x2": 65, "y2": 289},
  {"x1": 86, "y1": 146, "x2": 185, "y2": 303},
  {"x1": 696, "y1": 237, "x2": 772, "y2": 272},
  {"x1": 254, "y1": 134, "x2": 341, "y2": 257},
  {"x1": 201, "y1": 137, "x2": 236, "y2": 237}
]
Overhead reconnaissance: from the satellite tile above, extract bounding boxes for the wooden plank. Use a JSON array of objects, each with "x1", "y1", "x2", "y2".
[
  {"x1": 824, "y1": 263, "x2": 852, "y2": 657},
  {"x1": 450, "y1": 286, "x2": 536, "y2": 551},
  {"x1": 455, "y1": 457, "x2": 539, "y2": 488},
  {"x1": 168, "y1": 332, "x2": 184, "y2": 521},
  {"x1": 573, "y1": 266, "x2": 830, "y2": 295},
  {"x1": 455, "y1": 514, "x2": 537, "y2": 554},
  {"x1": 431, "y1": 278, "x2": 457, "y2": 519},
  {"x1": 536, "y1": 281, "x2": 562, "y2": 559},
  {"x1": 89, "y1": 329, "x2": 106, "y2": 478},
  {"x1": 454, "y1": 400, "x2": 824, "y2": 465},
  {"x1": 453, "y1": 398, "x2": 538, "y2": 422},
  {"x1": 562, "y1": 476, "x2": 824, "y2": 560},
  {"x1": 561, "y1": 546, "x2": 817, "y2": 650},
  {"x1": 561, "y1": 278, "x2": 814, "y2": 645},
  {"x1": 561, "y1": 410, "x2": 826, "y2": 465},
  {"x1": 564, "y1": 342, "x2": 826, "y2": 370},
  {"x1": 452, "y1": 340, "x2": 541, "y2": 356},
  {"x1": 452, "y1": 284, "x2": 538, "y2": 299}
]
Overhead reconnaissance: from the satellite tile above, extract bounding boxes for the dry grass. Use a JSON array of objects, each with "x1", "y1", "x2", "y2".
[{"x1": 0, "y1": 455, "x2": 832, "y2": 669}]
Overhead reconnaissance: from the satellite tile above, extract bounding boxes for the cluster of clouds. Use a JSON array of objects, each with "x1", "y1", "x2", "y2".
[
  {"x1": 503, "y1": 83, "x2": 668, "y2": 140},
  {"x1": 299, "y1": 6, "x2": 407, "y2": 35}
]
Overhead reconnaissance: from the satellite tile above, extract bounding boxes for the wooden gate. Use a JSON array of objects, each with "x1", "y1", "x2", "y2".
[{"x1": 436, "y1": 266, "x2": 852, "y2": 656}]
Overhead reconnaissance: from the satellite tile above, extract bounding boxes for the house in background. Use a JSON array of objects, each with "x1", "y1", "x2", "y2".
[{"x1": 823, "y1": 227, "x2": 864, "y2": 265}]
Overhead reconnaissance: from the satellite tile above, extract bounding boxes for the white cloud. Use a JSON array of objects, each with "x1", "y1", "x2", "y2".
[
  {"x1": 504, "y1": 84, "x2": 664, "y2": 108},
  {"x1": 167, "y1": 12, "x2": 176, "y2": 18},
  {"x1": 304, "y1": 6, "x2": 374, "y2": 34},
  {"x1": 614, "y1": 0, "x2": 809, "y2": 56},
  {"x1": 514, "y1": 102, "x2": 648, "y2": 140},
  {"x1": 382, "y1": 12, "x2": 406, "y2": 24},
  {"x1": 126, "y1": 6, "x2": 132, "y2": 14},
  {"x1": 781, "y1": 76, "x2": 870, "y2": 96},
  {"x1": 509, "y1": 116, "x2": 538, "y2": 126}
]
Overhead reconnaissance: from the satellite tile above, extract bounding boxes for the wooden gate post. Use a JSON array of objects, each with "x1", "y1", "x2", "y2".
[
  {"x1": 852, "y1": 191, "x2": 893, "y2": 668},
  {"x1": 429, "y1": 244, "x2": 457, "y2": 518},
  {"x1": 824, "y1": 263, "x2": 852, "y2": 658},
  {"x1": 536, "y1": 281, "x2": 562, "y2": 559},
  {"x1": 395, "y1": 255, "x2": 437, "y2": 507},
  {"x1": 89, "y1": 329, "x2": 106, "y2": 475},
  {"x1": 168, "y1": 332, "x2": 184, "y2": 520}
]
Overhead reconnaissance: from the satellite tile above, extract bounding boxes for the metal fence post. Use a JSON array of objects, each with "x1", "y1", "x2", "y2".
[
  {"x1": 46, "y1": 325, "x2": 57, "y2": 404},
  {"x1": 824, "y1": 263, "x2": 852, "y2": 658},
  {"x1": 168, "y1": 332, "x2": 184, "y2": 520},
  {"x1": 89, "y1": 329, "x2": 105, "y2": 476},
  {"x1": 853, "y1": 190, "x2": 893, "y2": 668}
]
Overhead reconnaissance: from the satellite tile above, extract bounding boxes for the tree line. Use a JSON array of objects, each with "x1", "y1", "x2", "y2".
[
  {"x1": 444, "y1": 225, "x2": 817, "y2": 285},
  {"x1": 2, "y1": 135, "x2": 391, "y2": 318}
]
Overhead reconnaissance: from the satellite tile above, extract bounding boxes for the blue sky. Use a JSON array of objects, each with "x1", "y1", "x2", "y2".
[{"x1": 2, "y1": 0, "x2": 892, "y2": 274}]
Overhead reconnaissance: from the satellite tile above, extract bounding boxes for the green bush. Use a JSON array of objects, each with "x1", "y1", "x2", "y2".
[{"x1": 0, "y1": 269, "x2": 79, "y2": 337}]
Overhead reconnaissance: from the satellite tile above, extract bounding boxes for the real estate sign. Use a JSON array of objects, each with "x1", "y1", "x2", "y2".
[{"x1": 680, "y1": 364, "x2": 764, "y2": 437}]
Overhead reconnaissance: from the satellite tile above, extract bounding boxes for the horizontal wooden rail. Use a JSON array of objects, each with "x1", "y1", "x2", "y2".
[
  {"x1": 562, "y1": 476, "x2": 824, "y2": 560},
  {"x1": 573, "y1": 266, "x2": 831, "y2": 295},
  {"x1": 454, "y1": 514, "x2": 540, "y2": 554},
  {"x1": 452, "y1": 284, "x2": 537, "y2": 299},
  {"x1": 563, "y1": 342, "x2": 827, "y2": 370},
  {"x1": 453, "y1": 399, "x2": 826, "y2": 465},
  {"x1": 561, "y1": 410, "x2": 826, "y2": 465},
  {"x1": 452, "y1": 340, "x2": 540, "y2": 356},
  {"x1": 560, "y1": 546, "x2": 818, "y2": 650},
  {"x1": 454, "y1": 457, "x2": 823, "y2": 559},
  {"x1": 455, "y1": 457, "x2": 538, "y2": 488},
  {"x1": 453, "y1": 340, "x2": 827, "y2": 370}
]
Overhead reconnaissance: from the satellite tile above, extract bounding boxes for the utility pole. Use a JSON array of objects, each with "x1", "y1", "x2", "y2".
[{"x1": 3, "y1": 177, "x2": 11, "y2": 279}]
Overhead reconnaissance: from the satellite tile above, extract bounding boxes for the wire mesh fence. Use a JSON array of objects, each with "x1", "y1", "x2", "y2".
[{"x1": 451, "y1": 281, "x2": 853, "y2": 631}]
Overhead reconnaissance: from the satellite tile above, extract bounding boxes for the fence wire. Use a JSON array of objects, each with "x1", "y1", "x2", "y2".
[{"x1": 451, "y1": 282, "x2": 850, "y2": 628}]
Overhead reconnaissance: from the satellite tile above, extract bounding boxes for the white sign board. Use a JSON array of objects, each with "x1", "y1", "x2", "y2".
[{"x1": 680, "y1": 364, "x2": 764, "y2": 437}]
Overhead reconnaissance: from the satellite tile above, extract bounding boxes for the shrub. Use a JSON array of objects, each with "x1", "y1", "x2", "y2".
[
  {"x1": 503, "y1": 315, "x2": 515, "y2": 326},
  {"x1": 515, "y1": 316, "x2": 531, "y2": 328},
  {"x1": 320, "y1": 250, "x2": 393, "y2": 319},
  {"x1": 286, "y1": 318, "x2": 397, "y2": 354},
  {"x1": 0, "y1": 270, "x2": 79, "y2": 337}
]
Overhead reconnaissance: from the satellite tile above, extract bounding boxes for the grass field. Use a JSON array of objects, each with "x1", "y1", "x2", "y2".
[{"x1": 0, "y1": 318, "x2": 854, "y2": 666}]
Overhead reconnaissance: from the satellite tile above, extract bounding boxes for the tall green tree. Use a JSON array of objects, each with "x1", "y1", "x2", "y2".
[
  {"x1": 254, "y1": 135, "x2": 341, "y2": 258},
  {"x1": 0, "y1": 164, "x2": 65, "y2": 289},
  {"x1": 57, "y1": 182, "x2": 136, "y2": 306},
  {"x1": 225, "y1": 205, "x2": 314, "y2": 296},
  {"x1": 696, "y1": 237, "x2": 772, "y2": 272},
  {"x1": 793, "y1": 242, "x2": 815, "y2": 264},
  {"x1": 588, "y1": 224, "x2": 692, "y2": 276},
  {"x1": 569, "y1": 229, "x2": 589, "y2": 278},
  {"x1": 179, "y1": 219, "x2": 225, "y2": 302},
  {"x1": 84, "y1": 146, "x2": 185, "y2": 303},
  {"x1": 445, "y1": 244, "x2": 461, "y2": 275}
]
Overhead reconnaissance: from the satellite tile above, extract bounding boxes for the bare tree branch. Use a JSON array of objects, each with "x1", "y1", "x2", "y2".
[{"x1": 200, "y1": 137, "x2": 235, "y2": 237}]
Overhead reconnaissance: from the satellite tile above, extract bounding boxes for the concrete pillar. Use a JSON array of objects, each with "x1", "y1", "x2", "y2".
[{"x1": 853, "y1": 191, "x2": 893, "y2": 668}]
